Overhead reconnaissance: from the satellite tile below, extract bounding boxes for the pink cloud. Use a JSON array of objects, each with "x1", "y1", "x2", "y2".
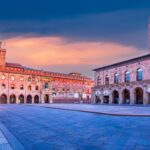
[{"x1": 5, "y1": 36, "x2": 148, "y2": 76}]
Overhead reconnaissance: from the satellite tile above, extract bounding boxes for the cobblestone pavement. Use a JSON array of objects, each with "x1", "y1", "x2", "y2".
[
  {"x1": 0, "y1": 105, "x2": 150, "y2": 150},
  {"x1": 37, "y1": 103, "x2": 150, "y2": 116},
  {"x1": 0, "y1": 130, "x2": 13, "y2": 150}
]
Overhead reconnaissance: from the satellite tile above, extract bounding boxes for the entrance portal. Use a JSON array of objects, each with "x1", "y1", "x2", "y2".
[
  {"x1": 123, "y1": 89, "x2": 130, "y2": 104},
  {"x1": 113, "y1": 90, "x2": 119, "y2": 104},
  {"x1": 27, "y1": 95, "x2": 32, "y2": 103},
  {"x1": 103, "y1": 96, "x2": 109, "y2": 103},
  {"x1": 44, "y1": 94, "x2": 49, "y2": 103},
  {"x1": 135, "y1": 87, "x2": 143, "y2": 104},
  {"x1": 34, "y1": 95, "x2": 39, "y2": 103},
  {"x1": 19, "y1": 95, "x2": 24, "y2": 103},
  {"x1": 10, "y1": 94, "x2": 16, "y2": 104},
  {"x1": 0, "y1": 94, "x2": 7, "y2": 104}
]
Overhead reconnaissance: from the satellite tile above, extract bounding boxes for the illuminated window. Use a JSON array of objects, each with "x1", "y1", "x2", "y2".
[
  {"x1": 137, "y1": 68, "x2": 142, "y2": 81},
  {"x1": 11, "y1": 76, "x2": 15, "y2": 81},
  {"x1": 20, "y1": 76, "x2": 24, "y2": 81},
  {"x1": 28, "y1": 85, "x2": 32, "y2": 91},
  {"x1": 11, "y1": 84, "x2": 15, "y2": 89},
  {"x1": 114, "y1": 73, "x2": 119, "y2": 84},
  {"x1": 2, "y1": 83, "x2": 6, "y2": 89},
  {"x1": 1, "y1": 75, "x2": 5, "y2": 80},
  {"x1": 35, "y1": 86, "x2": 39, "y2": 91},
  {"x1": 28, "y1": 77, "x2": 31, "y2": 82},
  {"x1": 20, "y1": 84, "x2": 24, "y2": 90},
  {"x1": 125, "y1": 71, "x2": 130, "y2": 83}
]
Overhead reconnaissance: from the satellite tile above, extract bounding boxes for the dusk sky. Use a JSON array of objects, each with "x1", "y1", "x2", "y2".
[{"x1": 0, "y1": 0, "x2": 150, "y2": 77}]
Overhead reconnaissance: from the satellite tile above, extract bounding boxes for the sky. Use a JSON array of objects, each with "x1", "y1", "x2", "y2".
[{"x1": 0, "y1": 0, "x2": 150, "y2": 77}]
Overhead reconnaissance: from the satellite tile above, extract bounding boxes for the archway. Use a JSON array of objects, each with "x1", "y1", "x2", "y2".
[
  {"x1": 34, "y1": 95, "x2": 39, "y2": 103},
  {"x1": 103, "y1": 96, "x2": 109, "y2": 104},
  {"x1": 44, "y1": 94, "x2": 49, "y2": 103},
  {"x1": 112, "y1": 90, "x2": 119, "y2": 104},
  {"x1": 135, "y1": 87, "x2": 143, "y2": 104},
  {"x1": 95, "y1": 96, "x2": 101, "y2": 103},
  {"x1": 19, "y1": 95, "x2": 24, "y2": 104},
  {"x1": 10, "y1": 94, "x2": 16, "y2": 104},
  {"x1": 0, "y1": 94, "x2": 7, "y2": 104},
  {"x1": 27, "y1": 95, "x2": 32, "y2": 103},
  {"x1": 123, "y1": 89, "x2": 130, "y2": 104}
]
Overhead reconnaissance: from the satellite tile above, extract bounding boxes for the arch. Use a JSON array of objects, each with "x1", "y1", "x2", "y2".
[
  {"x1": 19, "y1": 95, "x2": 24, "y2": 103},
  {"x1": 103, "y1": 96, "x2": 109, "y2": 104},
  {"x1": 34, "y1": 95, "x2": 39, "y2": 103},
  {"x1": 122, "y1": 89, "x2": 130, "y2": 104},
  {"x1": 10, "y1": 94, "x2": 16, "y2": 104},
  {"x1": 112, "y1": 90, "x2": 119, "y2": 104},
  {"x1": 27, "y1": 95, "x2": 32, "y2": 103},
  {"x1": 0, "y1": 94, "x2": 7, "y2": 104},
  {"x1": 135, "y1": 87, "x2": 143, "y2": 104},
  {"x1": 44, "y1": 94, "x2": 49, "y2": 103}
]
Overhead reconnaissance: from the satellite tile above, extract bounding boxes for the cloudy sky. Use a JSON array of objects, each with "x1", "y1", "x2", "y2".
[{"x1": 0, "y1": 0, "x2": 150, "y2": 77}]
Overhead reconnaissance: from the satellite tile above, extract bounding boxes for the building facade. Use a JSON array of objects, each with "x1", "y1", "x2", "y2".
[
  {"x1": 92, "y1": 54, "x2": 150, "y2": 105},
  {"x1": 0, "y1": 44, "x2": 93, "y2": 104}
]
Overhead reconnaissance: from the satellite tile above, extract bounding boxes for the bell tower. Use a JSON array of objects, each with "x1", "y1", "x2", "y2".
[{"x1": 0, "y1": 41, "x2": 6, "y2": 69}]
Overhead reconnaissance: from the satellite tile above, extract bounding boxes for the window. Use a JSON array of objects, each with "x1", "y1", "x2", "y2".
[
  {"x1": 125, "y1": 71, "x2": 130, "y2": 83},
  {"x1": 97, "y1": 76, "x2": 101, "y2": 86},
  {"x1": 20, "y1": 84, "x2": 24, "y2": 90},
  {"x1": 1, "y1": 75, "x2": 5, "y2": 80},
  {"x1": 11, "y1": 84, "x2": 15, "y2": 89},
  {"x1": 2, "y1": 84, "x2": 6, "y2": 89},
  {"x1": 11, "y1": 76, "x2": 15, "y2": 81},
  {"x1": 137, "y1": 68, "x2": 142, "y2": 81},
  {"x1": 28, "y1": 85, "x2": 32, "y2": 91},
  {"x1": 28, "y1": 77, "x2": 31, "y2": 82},
  {"x1": 35, "y1": 86, "x2": 39, "y2": 91},
  {"x1": 105, "y1": 75, "x2": 109, "y2": 85},
  {"x1": 44, "y1": 83, "x2": 49, "y2": 89},
  {"x1": 20, "y1": 76, "x2": 24, "y2": 81},
  {"x1": 114, "y1": 73, "x2": 119, "y2": 84}
]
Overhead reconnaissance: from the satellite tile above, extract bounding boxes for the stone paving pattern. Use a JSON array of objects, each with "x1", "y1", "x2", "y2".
[
  {"x1": 38, "y1": 104, "x2": 150, "y2": 116},
  {"x1": 0, "y1": 130, "x2": 13, "y2": 150},
  {"x1": 0, "y1": 105, "x2": 150, "y2": 150}
]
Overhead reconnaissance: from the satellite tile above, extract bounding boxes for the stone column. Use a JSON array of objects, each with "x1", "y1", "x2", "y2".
[
  {"x1": 130, "y1": 88, "x2": 134, "y2": 105},
  {"x1": 119, "y1": 92, "x2": 123, "y2": 104},
  {"x1": 100, "y1": 94, "x2": 104, "y2": 104},
  {"x1": 143, "y1": 87, "x2": 148, "y2": 105},
  {"x1": 41, "y1": 94, "x2": 45, "y2": 103},
  {"x1": 49, "y1": 94, "x2": 53, "y2": 103},
  {"x1": 109, "y1": 92, "x2": 113, "y2": 104}
]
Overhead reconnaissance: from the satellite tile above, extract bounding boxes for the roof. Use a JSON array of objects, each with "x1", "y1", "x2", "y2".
[
  {"x1": 93, "y1": 53, "x2": 150, "y2": 71},
  {"x1": 6, "y1": 62, "x2": 24, "y2": 69}
]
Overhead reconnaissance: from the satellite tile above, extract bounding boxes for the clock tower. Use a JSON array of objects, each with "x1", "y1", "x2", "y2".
[{"x1": 0, "y1": 41, "x2": 6, "y2": 69}]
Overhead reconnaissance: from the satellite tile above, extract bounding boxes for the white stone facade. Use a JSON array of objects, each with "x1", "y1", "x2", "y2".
[{"x1": 92, "y1": 54, "x2": 150, "y2": 105}]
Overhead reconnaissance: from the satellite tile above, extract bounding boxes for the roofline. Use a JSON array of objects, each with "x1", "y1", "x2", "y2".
[{"x1": 93, "y1": 53, "x2": 150, "y2": 71}]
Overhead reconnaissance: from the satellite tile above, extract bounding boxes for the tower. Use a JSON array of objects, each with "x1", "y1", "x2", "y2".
[
  {"x1": 148, "y1": 17, "x2": 150, "y2": 52},
  {"x1": 0, "y1": 41, "x2": 6, "y2": 69}
]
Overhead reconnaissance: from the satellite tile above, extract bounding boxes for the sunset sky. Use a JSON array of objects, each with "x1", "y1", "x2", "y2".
[{"x1": 0, "y1": 0, "x2": 150, "y2": 77}]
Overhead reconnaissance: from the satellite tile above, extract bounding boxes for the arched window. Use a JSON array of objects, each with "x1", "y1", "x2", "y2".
[
  {"x1": 28, "y1": 85, "x2": 32, "y2": 91},
  {"x1": 137, "y1": 68, "x2": 142, "y2": 81},
  {"x1": 20, "y1": 84, "x2": 24, "y2": 90},
  {"x1": 114, "y1": 73, "x2": 119, "y2": 84},
  {"x1": 44, "y1": 83, "x2": 49, "y2": 89},
  {"x1": 2, "y1": 84, "x2": 6, "y2": 89},
  {"x1": 105, "y1": 75, "x2": 109, "y2": 85},
  {"x1": 28, "y1": 77, "x2": 32, "y2": 82},
  {"x1": 1, "y1": 75, "x2": 5, "y2": 80},
  {"x1": 97, "y1": 76, "x2": 101, "y2": 86},
  {"x1": 11, "y1": 84, "x2": 15, "y2": 89},
  {"x1": 35, "y1": 86, "x2": 39, "y2": 91},
  {"x1": 125, "y1": 71, "x2": 130, "y2": 83}
]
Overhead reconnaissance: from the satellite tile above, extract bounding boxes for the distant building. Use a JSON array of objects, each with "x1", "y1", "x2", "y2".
[
  {"x1": 92, "y1": 54, "x2": 150, "y2": 105},
  {"x1": 0, "y1": 44, "x2": 93, "y2": 104}
]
